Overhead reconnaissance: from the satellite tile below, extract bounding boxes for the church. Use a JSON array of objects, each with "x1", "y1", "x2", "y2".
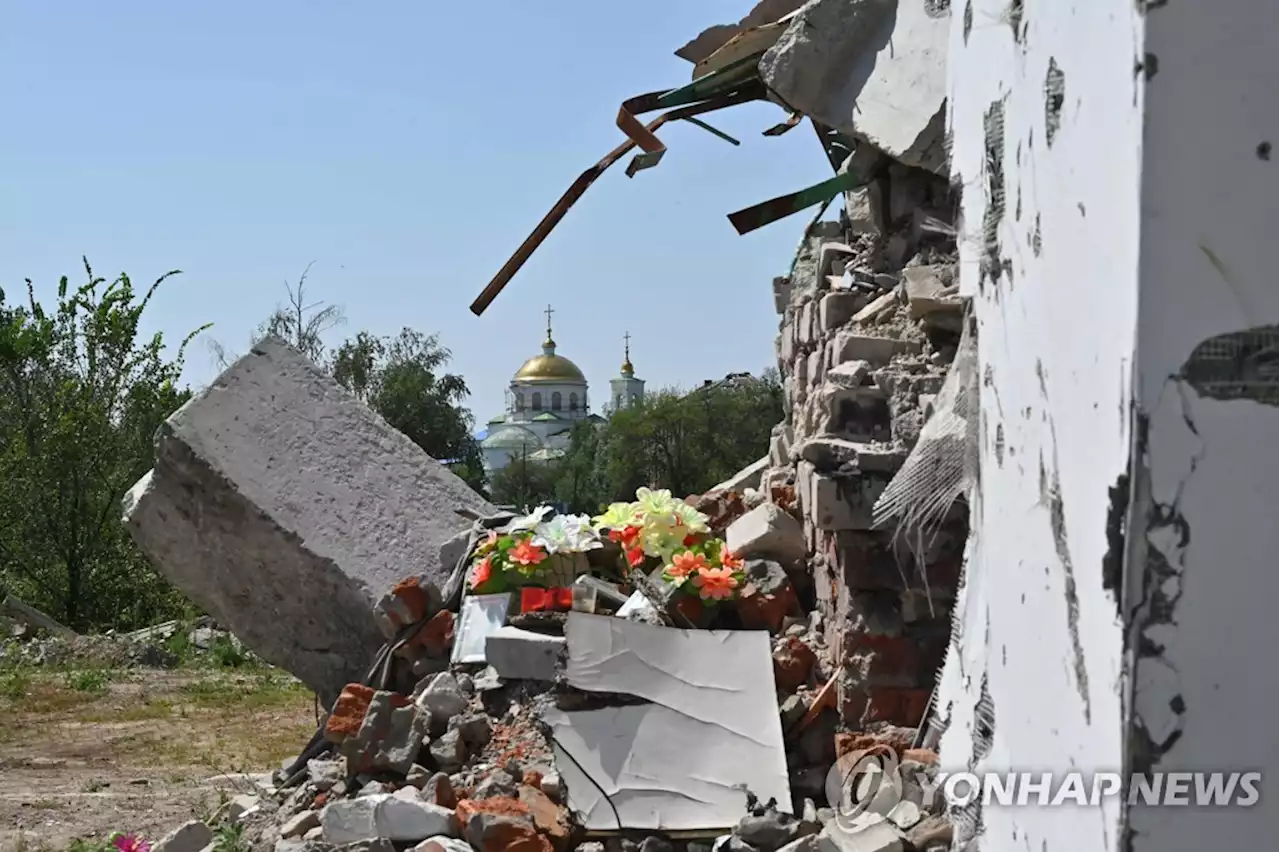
[{"x1": 478, "y1": 306, "x2": 645, "y2": 477}]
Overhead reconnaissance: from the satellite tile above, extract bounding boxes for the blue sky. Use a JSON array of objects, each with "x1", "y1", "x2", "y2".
[{"x1": 0, "y1": 1, "x2": 831, "y2": 421}]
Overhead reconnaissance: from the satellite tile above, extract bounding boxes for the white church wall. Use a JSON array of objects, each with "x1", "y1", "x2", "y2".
[{"x1": 934, "y1": 0, "x2": 1139, "y2": 849}]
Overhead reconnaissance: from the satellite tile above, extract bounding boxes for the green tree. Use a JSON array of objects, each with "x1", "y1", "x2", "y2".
[
  {"x1": 0, "y1": 261, "x2": 206, "y2": 630},
  {"x1": 331, "y1": 328, "x2": 486, "y2": 493},
  {"x1": 557, "y1": 373, "x2": 782, "y2": 505}
]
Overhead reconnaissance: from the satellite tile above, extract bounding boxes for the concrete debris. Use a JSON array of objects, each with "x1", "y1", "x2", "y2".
[
  {"x1": 151, "y1": 820, "x2": 212, "y2": 852},
  {"x1": 759, "y1": 0, "x2": 949, "y2": 174},
  {"x1": 711, "y1": 456, "x2": 770, "y2": 495},
  {"x1": 320, "y1": 795, "x2": 458, "y2": 844},
  {"x1": 485, "y1": 627, "x2": 565, "y2": 682},
  {"x1": 122, "y1": 337, "x2": 493, "y2": 703},
  {"x1": 725, "y1": 503, "x2": 807, "y2": 564}
]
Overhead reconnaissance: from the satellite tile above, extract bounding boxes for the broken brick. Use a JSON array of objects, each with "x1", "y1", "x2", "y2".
[
  {"x1": 737, "y1": 582, "x2": 799, "y2": 633},
  {"x1": 326, "y1": 683, "x2": 375, "y2": 742},
  {"x1": 902, "y1": 747, "x2": 939, "y2": 765},
  {"x1": 773, "y1": 636, "x2": 817, "y2": 692},
  {"x1": 518, "y1": 785, "x2": 569, "y2": 844},
  {"x1": 863, "y1": 687, "x2": 932, "y2": 726},
  {"x1": 412, "y1": 609, "x2": 455, "y2": 655},
  {"x1": 391, "y1": 577, "x2": 433, "y2": 624}
]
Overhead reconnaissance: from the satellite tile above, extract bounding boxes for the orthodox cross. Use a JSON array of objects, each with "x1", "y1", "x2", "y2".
[
  {"x1": 623, "y1": 331, "x2": 631, "y2": 359},
  {"x1": 544, "y1": 304, "x2": 555, "y2": 338}
]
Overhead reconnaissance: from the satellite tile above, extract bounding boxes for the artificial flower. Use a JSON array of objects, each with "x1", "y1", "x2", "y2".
[
  {"x1": 474, "y1": 530, "x2": 500, "y2": 556},
  {"x1": 471, "y1": 554, "x2": 494, "y2": 589},
  {"x1": 673, "y1": 501, "x2": 711, "y2": 533},
  {"x1": 626, "y1": 547, "x2": 646, "y2": 567},
  {"x1": 635, "y1": 487, "x2": 678, "y2": 518},
  {"x1": 532, "y1": 513, "x2": 602, "y2": 554},
  {"x1": 719, "y1": 548, "x2": 744, "y2": 572},
  {"x1": 667, "y1": 550, "x2": 709, "y2": 580},
  {"x1": 693, "y1": 566, "x2": 740, "y2": 601},
  {"x1": 593, "y1": 501, "x2": 640, "y2": 531},
  {"x1": 609, "y1": 525, "x2": 642, "y2": 548},
  {"x1": 506, "y1": 505, "x2": 553, "y2": 533},
  {"x1": 510, "y1": 539, "x2": 547, "y2": 568}
]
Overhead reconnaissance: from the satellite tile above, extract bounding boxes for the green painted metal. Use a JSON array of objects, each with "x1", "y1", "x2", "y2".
[{"x1": 727, "y1": 169, "x2": 866, "y2": 236}]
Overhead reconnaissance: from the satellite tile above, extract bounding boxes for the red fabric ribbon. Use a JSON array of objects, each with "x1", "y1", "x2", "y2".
[{"x1": 520, "y1": 587, "x2": 574, "y2": 613}]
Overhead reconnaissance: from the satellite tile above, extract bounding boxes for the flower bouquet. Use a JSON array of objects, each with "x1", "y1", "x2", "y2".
[
  {"x1": 469, "y1": 506, "x2": 602, "y2": 611},
  {"x1": 592, "y1": 487, "x2": 747, "y2": 624}
]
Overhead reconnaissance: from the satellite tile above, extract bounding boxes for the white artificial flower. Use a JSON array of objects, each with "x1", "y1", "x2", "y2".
[
  {"x1": 505, "y1": 505, "x2": 553, "y2": 533},
  {"x1": 533, "y1": 513, "x2": 603, "y2": 553}
]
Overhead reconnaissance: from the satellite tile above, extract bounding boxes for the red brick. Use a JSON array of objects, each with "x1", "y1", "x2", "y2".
[
  {"x1": 325, "y1": 683, "x2": 374, "y2": 741},
  {"x1": 391, "y1": 577, "x2": 433, "y2": 624},
  {"x1": 863, "y1": 687, "x2": 932, "y2": 726},
  {"x1": 413, "y1": 609, "x2": 455, "y2": 654},
  {"x1": 477, "y1": 819, "x2": 551, "y2": 852},
  {"x1": 773, "y1": 636, "x2": 817, "y2": 692},
  {"x1": 456, "y1": 797, "x2": 532, "y2": 823},
  {"x1": 902, "y1": 747, "x2": 939, "y2": 765},
  {"x1": 736, "y1": 582, "x2": 799, "y2": 633},
  {"x1": 518, "y1": 786, "x2": 569, "y2": 843}
]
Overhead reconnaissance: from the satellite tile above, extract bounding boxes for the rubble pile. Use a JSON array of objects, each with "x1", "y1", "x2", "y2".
[
  {"x1": 0, "y1": 616, "x2": 253, "y2": 670},
  {"x1": 101, "y1": 3, "x2": 976, "y2": 850},
  {"x1": 754, "y1": 142, "x2": 967, "y2": 735}
]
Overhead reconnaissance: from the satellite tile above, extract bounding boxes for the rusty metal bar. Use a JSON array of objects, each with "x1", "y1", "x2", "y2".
[{"x1": 470, "y1": 84, "x2": 765, "y2": 317}]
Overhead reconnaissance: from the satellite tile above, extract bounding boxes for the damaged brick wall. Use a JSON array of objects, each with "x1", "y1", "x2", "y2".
[{"x1": 760, "y1": 151, "x2": 966, "y2": 731}]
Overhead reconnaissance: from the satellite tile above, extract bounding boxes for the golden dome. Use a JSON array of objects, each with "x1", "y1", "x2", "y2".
[
  {"x1": 513, "y1": 351, "x2": 587, "y2": 383},
  {"x1": 514, "y1": 304, "x2": 586, "y2": 383}
]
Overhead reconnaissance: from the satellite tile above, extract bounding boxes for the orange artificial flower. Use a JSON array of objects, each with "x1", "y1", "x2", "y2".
[
  {"x1": 471, "y1": 555, "x2": 493, "y2": 589},
  {"x1": 719, "y1": 548, "x2": 744, "y2": 572},
  {"x1": 667, "y1": 550, "x2": 709, "y2": 580},
  {"x1": 510, "y1": 539, "x2": 547, "y2": 567},
  {"x1": 693, "y1": 566, "x2": 740, "y2": 601},
  {"x1": 609, "y1": 525, "x2": 641, "y2": 548},
  {"x1": 626, "y1": 547, "x2": 646, "y2": 567}
]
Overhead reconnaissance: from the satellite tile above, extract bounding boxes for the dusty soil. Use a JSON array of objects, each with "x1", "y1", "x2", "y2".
[{"x1": 0, "y1": 667, "x2": 316, "y2": 851}]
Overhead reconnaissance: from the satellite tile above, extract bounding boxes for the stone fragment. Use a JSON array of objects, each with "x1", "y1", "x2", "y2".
[
  {"x1": 227, "y1": 794, "x2": 262, "y2": 824},
  {"x1": 422, "y1": 772, "x2": 458, "y2": 808},
  {"x1": 122, "y1": 338, "x2": 492, "y2": 703},
  {"x1": 820, "y1": 292, "x2": 867, "y2": 332},
  {"x1": 711, "y1": 456, "x2": 770, "y2": 494},
  {"x1": 829, "y1": 333, "x2": 918, "y2": 368},
  {"x1": 307, "y1": 759, "x2": 346, "y2": 791},
  {"x1": 472, "y1": 773, "x2": 519, "y2": 801},
  {"x1": 152, "y1": 820, "x2": 212, "y2": 852},
  {"x1": 725, "y1": 504, "x2": 806, "y2": 564},
  {"x1": 342, "y1": 690, "x2": 429, "y2": 775},
  {"x1": 428, "y1": 729, "x2": 468, "y2": 774},
  {"x1": 779, "y1": 694, "x2": 807, "y2": 729},
  {"x1": 411, "y1": 838, "x2": 473, "y2": 852},
  {"x1": 885, "y1": 800, "x2": 921, "y2": 830},
  {"x1": 845, "y1": 185, "x2": 883, "y2": 236},
  {"x1": 825, "y1": 360, "x2": 872, "y2": 389},
  {"x1": 903, "y1": 815, "x2": 951, "y2": 849},
  {"x1": 485, "y1": 626, "x2": 565, "y2": 681},
  {"x1": 804, "y1": 470, "x2": 887, "y2": 532},
  {"x1": 734, "y1": 805, "x2": 804, "y2": 852},
  {"x1": 518, "y1": 785, "x2": 570, "y2": 843},
  {"x1": 456, "y1": 799, "x2": 546, "y2": 852},
  {"x1": 321, "y1": 795, "x2": 458, "y2": 844},
  {"x1": 539, "y1": 772, "x2": 564, "y2": 804},
  {"x1": 416, "y1": 673, "x2": 468, "y2": 725},
  {"x1": 816, "y1": 812, "x2": 904, "y2": 852},
  {"x1": 448, "y1": 713, "x2": 493, "y2": 751},
  {"x1": 281, "y1": 810, "x2": 322, "y2": 839},
  {"x1": 410, "y1": 610, "x2": 456, "y2": 657}
]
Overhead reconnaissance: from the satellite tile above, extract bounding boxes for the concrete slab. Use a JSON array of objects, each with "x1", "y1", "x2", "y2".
[{"x1": 122, "y1": 337, "x2": 493, "y2": 703}]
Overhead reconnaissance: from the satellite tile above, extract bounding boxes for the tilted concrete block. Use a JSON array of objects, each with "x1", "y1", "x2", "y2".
[
  {"x1": 725, "y1": 503, "x2": 807, "y2": 564},
  {"x1": 122, "y1": 337, "x2": 494, "y2": 704},
  {"x1": 760, "y1": 0, "x2": 949, "y2": 174}
]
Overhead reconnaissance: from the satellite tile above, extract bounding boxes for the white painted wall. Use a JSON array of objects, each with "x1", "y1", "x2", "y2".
[
  {"x1": 1125, "y1": 0, "x2": 1278, "y2": 848},
  {"x1": 934, "y1": 1, "x2": 1140, "y2": 849},
  {"x1": 936, "y1": 0, "x2": 1277, "y2": 848}
]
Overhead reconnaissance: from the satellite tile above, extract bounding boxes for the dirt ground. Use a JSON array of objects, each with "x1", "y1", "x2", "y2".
[{"x1": 0, "y1": 666, "x2": 317, "y2": 851}]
